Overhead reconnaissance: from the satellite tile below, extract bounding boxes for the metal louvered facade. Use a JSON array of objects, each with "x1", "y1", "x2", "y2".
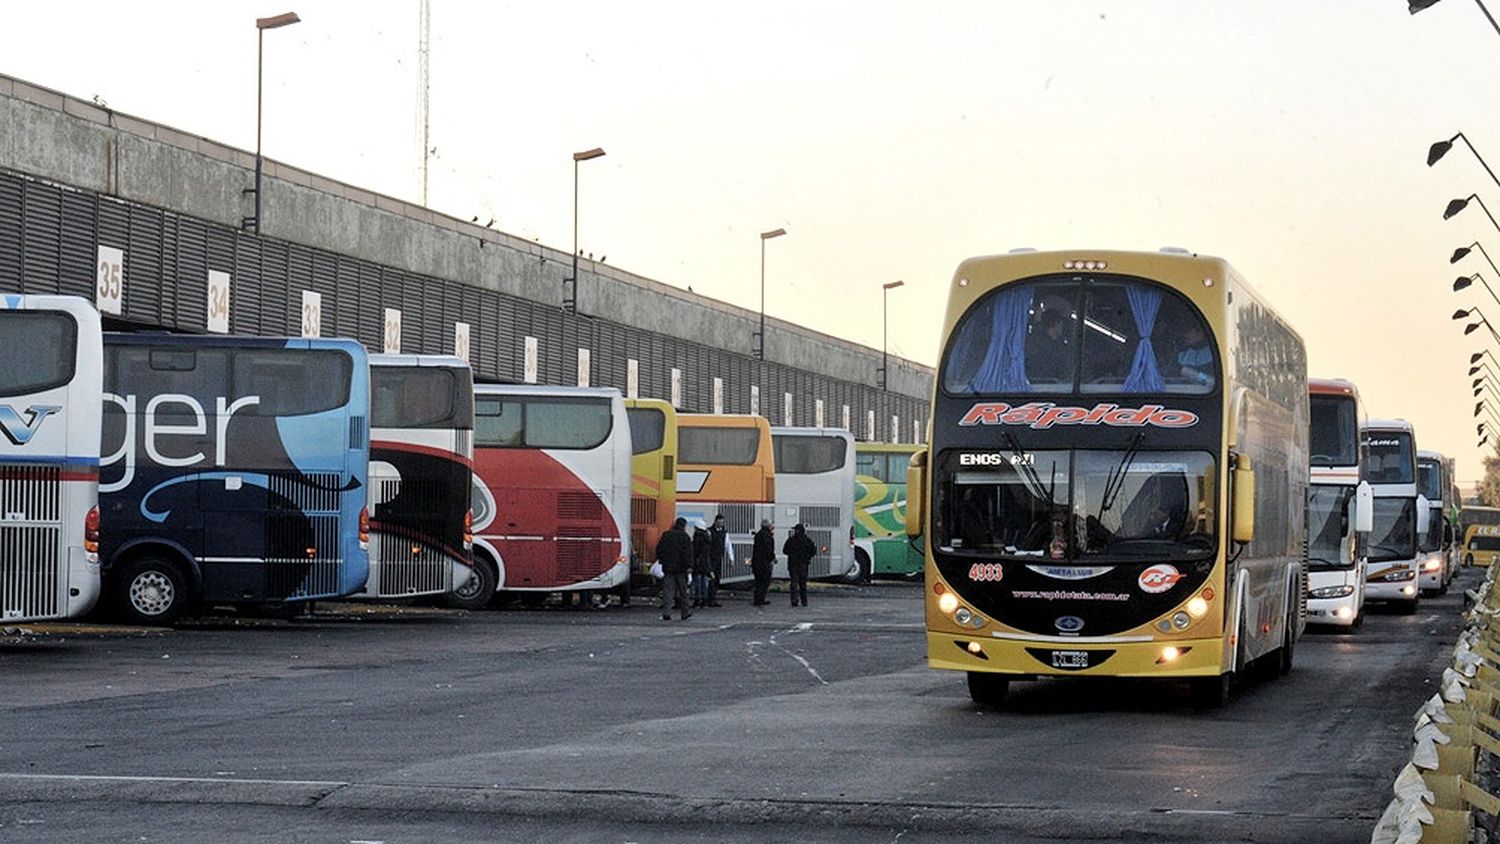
[{"x1": 0, "y1": 168, "x2": 928, "y2": 443}]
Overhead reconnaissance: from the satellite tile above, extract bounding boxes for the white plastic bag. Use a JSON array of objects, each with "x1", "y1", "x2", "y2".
[{"x1": 650, "y1": 561, "x2": 664, "y2": 580}]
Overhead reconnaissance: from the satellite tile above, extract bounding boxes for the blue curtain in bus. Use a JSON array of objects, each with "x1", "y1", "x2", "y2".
[
  {"x1": 1122, "y1": 286, "x2": 1165, "y2": 392},
  {"x1": 971, "y1": 287, "x2": 1034, "y2": 393}
]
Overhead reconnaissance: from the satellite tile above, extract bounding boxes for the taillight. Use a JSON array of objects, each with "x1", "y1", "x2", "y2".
[
  {"x1": 359, "y1": 507, "x2": 370, "y2": 544},
  {"x1": 464, "y1": 509, "x2": 474, "y2": 546},
  {"x1": 84, "y1": 505, "x2": 100, "y2": 554}
]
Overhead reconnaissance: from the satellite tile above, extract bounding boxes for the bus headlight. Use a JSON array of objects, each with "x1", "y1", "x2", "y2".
[
  {"x1": 1186, "y1": 597, "x2": 1209, "y2": 618},
  {"x1": 937, "y1": 592, "x2": 959, "y2": 614},
  {"x1": 1309, "y1": 584, "x2": 1355, "y2": 599},
  {"x1": 1422, "y1": 558, "x2": 1443, "y2": 572},
  {"x1": 1171, "y1": 611, "x2": 1191, "y2": 630},
  {"x1": 954, "y1": 607, "x2": 972, "y2": 625}
]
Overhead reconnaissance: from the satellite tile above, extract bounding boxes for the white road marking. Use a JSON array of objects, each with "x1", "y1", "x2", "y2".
[{"x1": 0, "y1": 772, "x2": 346, "y2": 788}]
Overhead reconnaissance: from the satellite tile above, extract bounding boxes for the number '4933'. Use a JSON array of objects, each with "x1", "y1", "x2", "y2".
[{"x1": 968, "y1": 562, "x2": 1003, "y2": 582}]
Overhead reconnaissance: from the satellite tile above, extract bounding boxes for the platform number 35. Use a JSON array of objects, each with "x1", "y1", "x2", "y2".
[{"x1": 95, "y1": 246, "x2": 124, "y2": 315}]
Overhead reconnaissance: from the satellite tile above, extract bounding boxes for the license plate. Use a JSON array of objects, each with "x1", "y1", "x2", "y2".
[{"x1": 1051, "y1": 650, "x2": 1089, "y2": 669}]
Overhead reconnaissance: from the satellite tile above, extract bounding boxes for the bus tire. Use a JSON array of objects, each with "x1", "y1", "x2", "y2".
[
  {"x1": 849, "y1": 548, "x2": 872, "y2": 584},
  {"x1": 966, "y1": 672, "x2": 1009, "y2": 707},
  {"x1": 115, "y1": 556, "x2": 190, "y2": 626},
  {"x1": 1190, "y1": 673, "x2": 1232, "y2": 709},
  {"x1": 1466, "y1": 553, "x2": 1474, "y2": 568},
  {"x1": 443, "y1": 556, "x2": 498, "y2": 610}
]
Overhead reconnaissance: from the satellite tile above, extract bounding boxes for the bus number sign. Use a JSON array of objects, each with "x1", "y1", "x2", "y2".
[{"x1": 968, "y1": 562, "x2": 1003, "y2": 582}]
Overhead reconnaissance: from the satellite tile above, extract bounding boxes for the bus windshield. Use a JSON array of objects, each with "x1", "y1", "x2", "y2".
[
  {"x1": 774, "y1": 435, "x2": 846, "y2": 474},
  {"x1": 0, "y1": 311, "x2": 77, "y2": 397},
  {"x1": 1369, "y1": 498, "x2": 1415, "y2": 562},
  {"x1": 937, "y1": 449, "x2": 1216, "y2": 563},
  {"x1": 1420, "y1": 507, "x2": 1443, "y2": 553},
  {"x1": 941, "y1": 276, "x2": 1216, "y2": 396},
  {"x1": 1309, "y1": 395, "x2": 1357, "y2": 467},
  {"x1": 372, "y1": 366, "x2": 472, "y2": 429},
  {"x1": 1363, "y1": 433, "x2": 1413, "y2": 484},
  {"x1": 1306, "y1": 485, "x2": 1354, "y2": 569},
  {"x1": 626, "y1": 407, "x2": 665, "y2": 455},
  {"x1": 680, "y1": 426, "x2": 760, "y2": 465},
  {"x1": 1417, "y1": 461, "x2": 1443, "y2": 502}
]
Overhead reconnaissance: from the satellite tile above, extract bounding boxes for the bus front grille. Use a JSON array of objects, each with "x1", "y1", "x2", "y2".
[
  {"x1": 558, "y1": 492, "x2": 604, "y2": 522},
  {"x1": 372, "y1": 529, "x2": 453, "y2": 597},
  {"x1": 265, "y1": 513, "x2": 342, "y2": 600},
  {"x1": 556, "y1": 537, "x2": 603, "y2": 583},
  {"x1": 798, "y1": 506, "x2": 841, "y2": 528},
  {"x1": 0, "y1": 525, "x2": 60, "y2": 620},
  {"x1": 0, "y1": 465, "x2": 63, "y2": 620}
]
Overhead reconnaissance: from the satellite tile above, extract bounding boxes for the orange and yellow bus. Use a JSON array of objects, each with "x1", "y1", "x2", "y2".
[
  {"x1": 907, "y1": 249, "x2": 1308, "y2": 708},
  {"x1": 624, "y1": 398, "x2": 678, "y2": 582},
  {"x1": 674, "y1": 413, "x2": 775, "y2": 583}
]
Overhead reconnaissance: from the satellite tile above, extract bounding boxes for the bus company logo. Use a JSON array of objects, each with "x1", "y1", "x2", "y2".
[
  {"x1": 1137, "y1": 564, "x2": 1184, "y2": 594},
  {"x1": 0, "y1": 404, "x2": 60, "y2": 446},
  {"x1": 1054, "y1": 615, "x2": 1085, "y2": 634},
  {"x1": 957, "y1": 402, "x2": 1199, "y2": 430}
]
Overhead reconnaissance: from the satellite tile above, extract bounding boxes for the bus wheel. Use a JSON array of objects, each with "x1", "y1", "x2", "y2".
[
  {"x1": 1466, "y1": 553, "x2": 1474, "y2": 568},
  {"x1": 116, "y1": 556, "x2": 188, "y2": 626},
  {"x1": 1190, "y1": 673, "x2": 1231, "y2": 709},
  {"x1": 442, "y1": 558, "x2": 497, "y2": 610},
  {"x1": 966, "y1": 672, "x2": 1009, "y2": 707},
  {"x1": 848, "y1": 548, "x2": 872, "y2": 584}
]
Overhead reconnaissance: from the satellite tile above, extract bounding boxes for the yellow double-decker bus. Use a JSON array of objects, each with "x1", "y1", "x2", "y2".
[
  {"x1": 907, "y1": 249, "x2": 1308, "y2": 708},
  {"x1": 674, "y1": 413, "x2": 775, "y2": 583},
  {"x1": 624, "y1": 398, "x2": 678, "y2": 584},
  {"x1": 1462, "y1": 524, "x2": 1500, "y2": 568}
]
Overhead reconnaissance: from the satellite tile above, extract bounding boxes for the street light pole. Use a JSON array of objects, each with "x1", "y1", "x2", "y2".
[
  {"x1": 566, "y1": 147, "x2": 606, "y2": 314},
  {"x1": 756, "y1": 228, "x2": 787, "y2": 360},
  {"x1": 246, "y1": 12, "x2": 301, "y2": 234},
  {"x1": 1410, "y1": 1, "x2": 1500, "y2": 39},
  {"x1": 880, "y1": 280, "x2": 904, "y2": 390},
  {"x1": 1444, "y1": 193, "x2": 1500, "y2": 235}
]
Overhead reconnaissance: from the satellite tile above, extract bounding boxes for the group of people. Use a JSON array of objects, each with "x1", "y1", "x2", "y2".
[{"x1": 653, "y1": 514, "x2": 818, "y2": 620}]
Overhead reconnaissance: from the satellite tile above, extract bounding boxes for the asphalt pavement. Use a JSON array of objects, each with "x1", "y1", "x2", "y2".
[{"x1": 0, "y1": 571, "x2": 1474, "y2": 843}]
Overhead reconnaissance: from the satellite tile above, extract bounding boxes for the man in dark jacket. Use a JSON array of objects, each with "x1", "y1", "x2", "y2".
[
  {"x1": 783, "y1": 523, "x2": 817, "y2": 607},
  {"x1": 751, "y1": 519, "x2": 775, "y2": 607},
  {"x1": 691, "y1": 519, "x2": 712, "y2": 608},
  {"x1": 655, "y1": 517, "x2": 694, "y2": 621},
  {"x1": 706, "y1": 513, "x2": 731, "y2": 607}
]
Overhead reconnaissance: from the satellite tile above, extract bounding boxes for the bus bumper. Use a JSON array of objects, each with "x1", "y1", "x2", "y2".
[
  {"x1": 927, "y1": 631, "x2": 1226, "y2": 678},
  {"x1": 1306, "y1": 594, "x2": 1360, "y2": 627}
]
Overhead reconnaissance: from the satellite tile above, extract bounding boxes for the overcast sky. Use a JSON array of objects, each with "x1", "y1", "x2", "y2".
[{"x1": 5, "y1": 1, "x2": 1499, "y2": 481}]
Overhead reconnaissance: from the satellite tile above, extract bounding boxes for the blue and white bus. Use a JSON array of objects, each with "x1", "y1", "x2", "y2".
[
  {"x1": 99, "y1": 334, "x2": 371, "y2": 624},
  {"x1": 0, "y1": 294, "x2": 103, "y2": 623}
]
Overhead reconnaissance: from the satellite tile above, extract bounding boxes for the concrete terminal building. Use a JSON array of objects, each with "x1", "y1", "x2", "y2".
[{"x1": 0, "y1": 73, "x2": 931, "y2": 441}]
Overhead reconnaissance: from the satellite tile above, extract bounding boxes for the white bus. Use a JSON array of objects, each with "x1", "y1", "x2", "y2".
[
  {"x1": 1361, "y1": 419, "x2": 1429, "y2": 614},
  {"x1": 0, "y1": 294, "x2": 103, "y2": 623},
  {"x1": 770, "y1": 427, "x2": 857, "y2": 580},
  {"x1": 470, "y1": 385, "x2": 631, "y2": 603},
  {"x1": 361, "y1": 355, "x2": 481, "y2": 604},
  {"x1": 1305, "y1": 378, "x2": 1372, "y2": 628},
  {"x1": 1416, "y1": 449, "x2": 1455, "y2": 594}
]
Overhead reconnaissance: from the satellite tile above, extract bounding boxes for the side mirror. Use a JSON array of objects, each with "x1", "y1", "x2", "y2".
[
  {"x1": 1353, "y1": 481, "x2": 1374, "y2": 534},
  {"x1": 905, "y1": 449, "x2": 927, "y2": 538},
  {"x1": 1416, "y1": 495, "x2": 1432, "y2": 539},
  {"x1": 1231, "y1": 455, "x2": 1255, "y2": 544}
]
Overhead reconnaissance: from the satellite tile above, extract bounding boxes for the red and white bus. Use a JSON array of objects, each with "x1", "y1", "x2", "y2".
[{"x1": 471, "y1": 385, "x2": 631, "y2": 603}]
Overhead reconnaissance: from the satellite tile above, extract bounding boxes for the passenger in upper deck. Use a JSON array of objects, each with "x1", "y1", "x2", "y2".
[{"x1": 1175, "y1": 322, "x2": 1214, "y2": 389}]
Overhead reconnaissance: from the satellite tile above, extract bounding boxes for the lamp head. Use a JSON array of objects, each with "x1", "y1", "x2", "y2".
[
  {"x1": 1457, "y1": 276, "x2": 1476, "y2": 292},
  {"x1": 1467, "y1": 322, "x2": 1484, "y2": 335},
  {"x1": 1475, "y1": 352, "x2": 1486, "y2": 363},
  {"x1": 1447, "y1": 197, "x2": 1473, "y2": 220},
  {"x1": 883, "y1": 280, "x2": 905, "y2": 291},
  {"x1": 1455, "y1": 308, "x2": 1474, "y2": 320},
  {"x1": 573, "y1": 148, "x2": 606, "y2": 162},
  {"x1": 1472, "y1": 366, "x2": 1483, "y2": 375},
  {"x1": 1476, "y1": 377, "x2": 1485, "y2": 388},
  {"x1": 1477, "y1": 386, "x2": 1485, "y2": 397},
  {"x1": 1478, "y1": 401, "x2": 1487, "y2": 417},
  {"x1": 256, "y1": 12, "x2": 301, "y2": 29},
  {"x1": 1429, "y1": 138, "x2": 1454, "y2": 165},
  {"x1": 761, "y1": 228, "x2": 787, "y2": 240},
  {"x1": 1454, "y1": 246, "x2": 1474, "y2": 264}
]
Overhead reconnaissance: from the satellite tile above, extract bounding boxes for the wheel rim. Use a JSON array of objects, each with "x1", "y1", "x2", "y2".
[
  {"x1": 454, "y1": 569, "x2": 483, "y2": 600},
  {"x1": 129, "y1": 571, "x2": 175, "y2": 616}
]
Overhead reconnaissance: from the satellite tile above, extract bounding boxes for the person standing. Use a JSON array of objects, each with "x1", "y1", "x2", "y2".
[
  {"x1": 655, "y1": 517, "x2": 693, "y2": 621},
  {"x1": 706, "y1": 513, "x2": 732, "y2": 607},
  {"x1": 691, "y1": 519, "x2": 712, "y2": 608},
  {"x1": 783, "y1": 523, "x2": 817, "y2": 607},
  {"x1": 750, "y1": 519, "x2": 775, "y2": 607}
]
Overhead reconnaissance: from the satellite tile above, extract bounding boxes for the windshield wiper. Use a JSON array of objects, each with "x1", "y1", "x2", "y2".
[
  {"x1": 1100, "y1": 431, "x2": 1146, "y2": 515},
  {"x1": 1368, "y1": 545, "x2": 1410, "y2": 558},
  {"x1": 1001, "y1": 431, "x2": 1056, "y2": 509},
  {"x1": 1307, "y1": 556, "x2": 1347, "y2": 568}
]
